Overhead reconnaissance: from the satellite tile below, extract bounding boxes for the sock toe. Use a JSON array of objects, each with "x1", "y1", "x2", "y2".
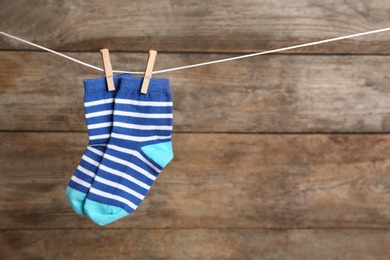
[
  {"x1": 84, "y1": 199, "x2": 131, "y2": 226},
  {"x1": 66, "y1": 187, "x2": 87, "y2": 215}
]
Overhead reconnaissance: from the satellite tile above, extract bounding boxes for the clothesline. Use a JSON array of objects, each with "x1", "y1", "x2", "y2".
[{"x1": 1, "y1": 27, "x2": 390, "y2": 75}]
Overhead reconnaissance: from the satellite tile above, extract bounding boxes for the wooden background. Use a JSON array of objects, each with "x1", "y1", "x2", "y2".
[{"x1": 1, "y1": 0, "x2": 390, "y2": 259}]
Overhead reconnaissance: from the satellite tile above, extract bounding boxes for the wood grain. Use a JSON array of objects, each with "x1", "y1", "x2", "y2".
[
  {"x1": 2, "y1": 132, "x2": 390, "y2": 229},
  {"x1": 1, "y1": 0, "x2": 390, "y2": 53},
  {"x1": 2, "y1": 229, "x2": 390, "y2": 260},
  {"x1": 1, "y1": 52, "x2": 390, "y2": 133},
  {"x1": 2, "y1": 1, "x2": 390, "y2": 258}
]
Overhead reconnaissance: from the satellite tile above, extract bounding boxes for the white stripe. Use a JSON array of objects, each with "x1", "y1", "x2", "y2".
[
  {"x1": 89, "y1": 187, "x2": 137, "y2": 210},
  {"x1": 103, "y1": 153, "x2": 156, "y2": 181},
  {"x1": 85, "y1": 98, "x2": 114, "y2": 107},
  {"x1": 99, "y1": 164, "x2": 151, "y2": 190},
  {"x1": 90, "y1": 143, "x2": 108, "y2": 147},
  {"x1": 71, "y1": 175, "x2": 91, "y2": 188},
  {"x1": 82, "y1": 155, "x2": 100, "y2": 167},
  {"x1": 87, "y1": 146, "x2": 105, "y2": 156},
  {"x1": 111, "y1": 132, "x2": 171, "y2": 142},
  {"x1": 85, "y1": 110, "x2": 113, "y2": 118},
  {"x1": 114, "y1": 122, "x2": 172, "y2": 131},
  {"x1": 77, "y1": 165, "x2": 96, "y2": 178},
  {"x1": 114, "y1": 110, "x2": 173, "y2": 119},
  {"x1": 88, "y1": 122, "x2": 113, "y2": 130},
  {"x1": 90, "y1": 134, "x2": 111, "y2": 140},
  {"x1": 94, "y1": 176, "x2": 145, "y2": 200},
  {"x1": 115, "y1": 99, "x2": 172, "y2": 107},
  {"x1": 107, "y1": 144, "x2": 160, "y2": 173}
]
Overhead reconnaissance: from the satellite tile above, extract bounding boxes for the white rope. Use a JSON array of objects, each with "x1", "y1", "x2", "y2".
[
  {"x1": 1, "y1": 27, "x2": 390, "y2": 75},
  {"x1": 0, "y1": 31, "x2": 104, "y2": 72}
]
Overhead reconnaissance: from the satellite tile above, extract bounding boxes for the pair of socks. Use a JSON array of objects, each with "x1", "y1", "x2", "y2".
[{"x1": 66, "y1": 73, "x2": 174, "y2": 226}]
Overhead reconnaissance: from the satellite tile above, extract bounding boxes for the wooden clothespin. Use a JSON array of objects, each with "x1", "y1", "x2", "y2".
[
  {"x1": 100, "y1": 49, "x2": 115, "y2": 91},
  {"x1": 140, "y1": 50, "x2": 157, "y2": 94}
]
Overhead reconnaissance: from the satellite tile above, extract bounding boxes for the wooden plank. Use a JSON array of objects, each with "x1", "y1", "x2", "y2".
[
  {"x1": 2, "y1": 132, "x2": 390, "y2": 229},
  {"x1": 1, "y1": 0, "x2": 390, "y2": 53},
  {"x1": 1, "y1": 229, "x2": 390, "y2": 259},
  {"x1": 1, "y1": 52, "x2": 390, "y2": 133}
]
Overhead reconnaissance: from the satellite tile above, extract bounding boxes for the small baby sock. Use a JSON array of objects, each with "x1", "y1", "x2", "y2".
[
  {"x1": 66, "y1": 73, "x2": 131, "y2": 215},
  {"x1": 84, "y1": 77, "x2": 174, "y2": 225}
]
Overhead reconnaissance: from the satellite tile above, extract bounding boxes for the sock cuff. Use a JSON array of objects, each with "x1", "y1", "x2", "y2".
[
  {"x1": 120, "y1": 77, "x2": 170, "y2": 94},
  {"x1": 84, "y1": 73, "x2": 132, "y2": 93}
]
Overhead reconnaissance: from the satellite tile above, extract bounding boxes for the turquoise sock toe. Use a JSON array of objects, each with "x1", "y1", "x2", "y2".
[
  {"x1": 84, "y1": 199, "x2": 131, "y2": 226},
  {"x1": 66, "y1": 187, "x2": 88, "y2": 215}
]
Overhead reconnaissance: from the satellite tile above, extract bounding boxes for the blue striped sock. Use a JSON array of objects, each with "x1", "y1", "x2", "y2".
[
  {"x1": 66, "y1": 73, "x2": 131, "y2": 215},
  {"x1": 84, "y1": 77, "x2": 174, "y2": 225}
]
